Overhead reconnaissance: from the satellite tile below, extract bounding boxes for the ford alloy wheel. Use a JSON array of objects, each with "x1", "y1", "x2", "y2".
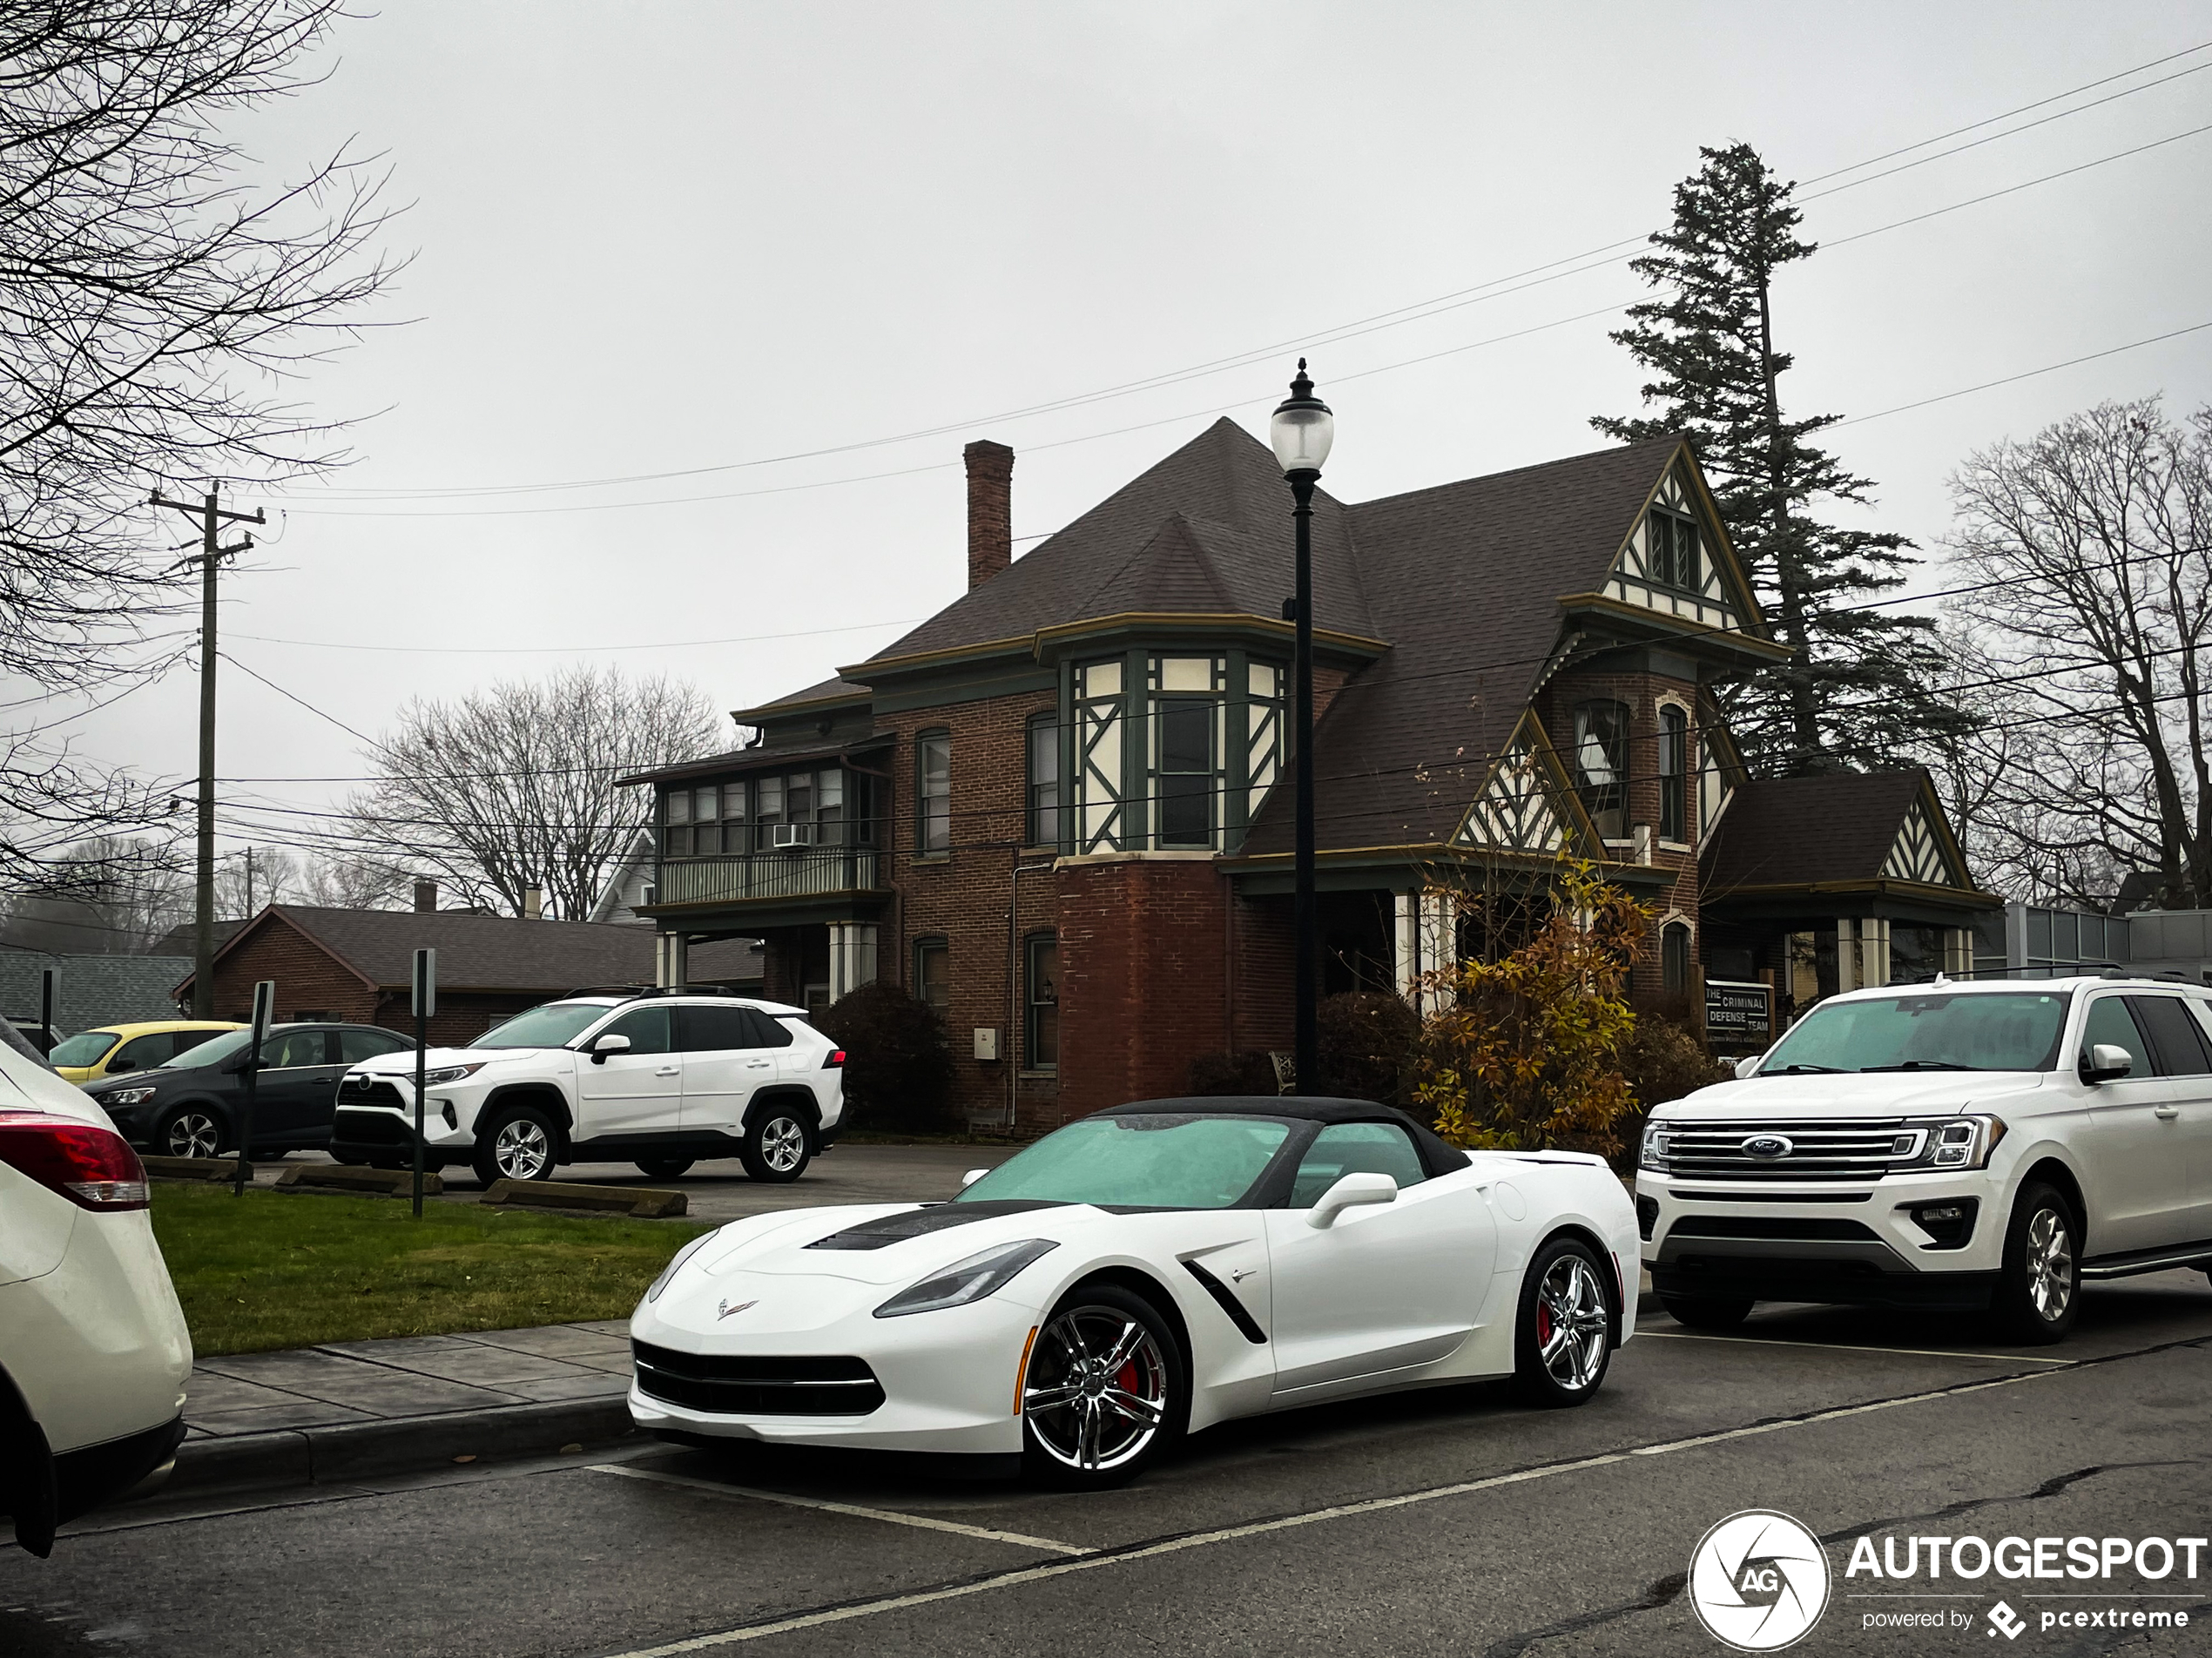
[{"x1": 2025, "y1": 1206, "x2": 2074, "y2": 1324}]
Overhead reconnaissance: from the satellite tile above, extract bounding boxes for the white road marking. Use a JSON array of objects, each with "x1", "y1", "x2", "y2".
[
  {"x1": 595, "y1": 1365, "x2": 2075, "y2": 1655},
  {"x1": 585, "y1": 1463, "x2": 1089, "y2": 1556},
  {"x1": 1635, "y1": 1329, "x2": 2076, "y2": 1365}
]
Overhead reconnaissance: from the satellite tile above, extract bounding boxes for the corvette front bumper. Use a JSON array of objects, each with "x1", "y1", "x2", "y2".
[{"x1": 628, "y1": 1284, "x2": 1044, "y2": 1456}]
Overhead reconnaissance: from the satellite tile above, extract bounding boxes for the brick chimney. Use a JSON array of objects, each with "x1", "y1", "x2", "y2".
[
  {"x1": 964, "y1": 440, "x2": 1014, "y2": 590},
  {"x1": 413, "y1": 879, "x2": 437, "y2": 913}
]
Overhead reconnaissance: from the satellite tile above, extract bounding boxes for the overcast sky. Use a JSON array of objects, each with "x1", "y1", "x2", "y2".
[{"x1": 40, "y1": 1, "x2": 2212, "y2": 898}]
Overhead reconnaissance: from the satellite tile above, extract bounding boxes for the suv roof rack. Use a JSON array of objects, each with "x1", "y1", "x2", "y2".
[{"x1": 562, "y1": 983, "x2": 742, "y2": 1001}]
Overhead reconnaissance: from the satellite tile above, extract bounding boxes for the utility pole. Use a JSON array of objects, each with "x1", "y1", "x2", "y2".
[{"x1": 152, "y1": 487, "x2": 265, "y2": 1019}]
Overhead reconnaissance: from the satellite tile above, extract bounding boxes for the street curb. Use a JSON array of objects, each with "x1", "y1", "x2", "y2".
[
  {"x1": 482, "y1": 1177, "x2": 687, "y2": 1217},
  {"x1": 273, "y1": 1163, "x2": 445, "y2": 1196},
  {"x1": 159, "y1": 1396, "x2": 637, "y2": 1500}
]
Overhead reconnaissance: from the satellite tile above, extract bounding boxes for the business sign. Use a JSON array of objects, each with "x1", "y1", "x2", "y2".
[{"x1": 1705, "y1": 979, "x2": 1773, "y2": 1045}]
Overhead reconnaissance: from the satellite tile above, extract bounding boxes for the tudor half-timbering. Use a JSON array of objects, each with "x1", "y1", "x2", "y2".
[{"x1": 624, "y1": 420, "x2": 1998, "y2": 1128}]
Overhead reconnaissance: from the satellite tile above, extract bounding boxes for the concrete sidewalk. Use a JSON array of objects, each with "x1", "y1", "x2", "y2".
[{"x1": 185, "y1": 1320, "x2": 636, "y2": 1441}]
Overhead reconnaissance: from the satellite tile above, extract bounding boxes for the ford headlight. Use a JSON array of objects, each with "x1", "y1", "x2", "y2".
[
  {"x1": 1897, "y1": 1115, "x2": 2005, "y2": 1171},
  {"x1": 1640, "y1": 1122, "x2": 1674, "y2": 1172},
  {"x1": 644, "y1": 1230, "x2": 719, "y2": 1304},
  {"x1": 873, "y1": 1238, "x2": 1059, "y2": 1318}
]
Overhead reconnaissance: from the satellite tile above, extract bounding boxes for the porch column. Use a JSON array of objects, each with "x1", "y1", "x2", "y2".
[
  {"x1": 1862, "y1": 918, "x2": 1891, "y2": 987},
  {"x1": 1394, "y1": 892, "x2": 1456, "y2": 1014},
  {"x1": 826, "y1": 923, "x2": 879, "y2": 1005},
  {"x1": 1946, "y1": 927, "x2": 1974, "y2": 976},
  {"x1": 1835, "y1": 919, "x2": 1857, "y2": 994},
  {"x1": 654, "y1": 932, "x2": 687, "y2": 988}
]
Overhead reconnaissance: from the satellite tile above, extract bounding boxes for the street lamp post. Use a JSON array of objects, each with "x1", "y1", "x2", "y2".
[{"x1": 1270, "y1": 361, "x2": 1333, "y2": 1096}]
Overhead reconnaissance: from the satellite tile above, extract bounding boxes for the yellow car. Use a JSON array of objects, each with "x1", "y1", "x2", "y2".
[{"x1": 50, "y1": 1021, "x2": 244, "y2": 1087}]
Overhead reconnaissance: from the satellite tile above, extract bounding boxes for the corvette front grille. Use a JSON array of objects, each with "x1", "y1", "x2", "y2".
[
  {"x1": 631, "y1": 1341, "x2": 884, "y2": 1416},
  {"x1": 1662, "y1": 1119, "x2": 1924, "y2": 1182}
]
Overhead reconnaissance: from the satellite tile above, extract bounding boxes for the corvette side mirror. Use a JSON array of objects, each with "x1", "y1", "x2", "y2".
[
  {"x1": 589, "y1": 1032, "x2": 631, "y2": 1066},
  {"x1": 1307, "y1": 1170, "x2": 1398, "y2": 1230},
  {"x1": 961, "y1": 1169, "x2": 988, "y2": 1189},
  {"x1": 2080, "y1": 1042, "x2": 2134, "y2": 1085},
  {"x1": 1734, "y1": 1056, "x2": 1761, "y2": 1081}
]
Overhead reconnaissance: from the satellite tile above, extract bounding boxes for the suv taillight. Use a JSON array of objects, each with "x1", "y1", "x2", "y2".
[
  {"x1": 0, "y1": 1111, "x2": 151, "y2": 1211},
  {"x1": 824, "y1": 1049, "x2": 845, "y2": 1069}
]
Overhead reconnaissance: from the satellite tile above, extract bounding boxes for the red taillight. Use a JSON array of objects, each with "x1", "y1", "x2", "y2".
[
  {"x1": 824, "y1": 1049, "x2": 846, "y2": 1069},
  {"x1": 0, "y1": 1111, "x2": 151, "y2": 1211}
]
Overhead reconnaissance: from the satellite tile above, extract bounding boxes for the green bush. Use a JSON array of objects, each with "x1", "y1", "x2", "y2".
[
  {"x1": 821, "y1": 981, "x2": 957, "y2": 1133},
  {"x1": 1612, "y1": 1012, "x2": 1731, "y2": 1172}
]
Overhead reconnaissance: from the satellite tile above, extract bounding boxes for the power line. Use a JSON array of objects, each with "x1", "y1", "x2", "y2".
[
  {"x1": 227, "y1": 614, "x2": 927, "y2": 657},
  {"x1": 268, "y1": 42, "x2": 2212, "y2": 511}
]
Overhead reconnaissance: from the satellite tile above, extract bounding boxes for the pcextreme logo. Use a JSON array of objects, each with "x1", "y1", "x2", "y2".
[{"x1": 1689, "y1": 1509, "x2": 1833, "y2": 1652}]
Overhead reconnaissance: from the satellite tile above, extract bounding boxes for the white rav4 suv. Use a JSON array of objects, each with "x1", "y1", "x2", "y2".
[
  {"x1": 1638, "y1": 975, "x2": 2212, "y2": 1344},
  {"x1": 327, "y1": 990, "x2": 846, "y2": 1186}
]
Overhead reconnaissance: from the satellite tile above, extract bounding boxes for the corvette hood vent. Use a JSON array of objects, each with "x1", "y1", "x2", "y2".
[{"x1": 803, "y1": 1199, "x2": 1064, "y2": 1250}]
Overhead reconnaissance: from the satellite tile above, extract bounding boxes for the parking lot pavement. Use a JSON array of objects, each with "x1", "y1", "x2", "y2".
[
  {"x1": 6, "y1": 1271, "x2": 2208, "y2": 1658},
  {"x1": 247, "y1": 1142, "x2": 1018, "y2": 1223}
]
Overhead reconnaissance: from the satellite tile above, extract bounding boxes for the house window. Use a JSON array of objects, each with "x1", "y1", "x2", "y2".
[
  {"x1": 917, "y1": 731, "x2": 951, "y2": 855},
  {"x1": 1027, "y1": 713, "x2": 1061, "y2": 848},
  {"x1": 1574, "y1": 700, "x2": 1630, "y2": 839},
  {"x1": 914, "y1": 937, "x2": 949, "y2": 1025},
  {"x1": 1648, "y1": 509, "x2": 1699, "y2": 590},
  {"x1": 1025, "y1": 933, "x2": 1059, "y2": 1069},
  {"x1": 1662, "y1": 922, "x2": 1692, "y2": 992},
  {"x1": 663, "y1": 787, "x2": 691, "y2": 857},
  {"x1": 664, "y1": 780, "x2": 751, "y2": 857},
  {"x1": 1658, "y1": 704, "x2": 1689, "y2": 843},
  {"x1": 1151, "y1": 655, "x2": 1224, "y2": 850}
]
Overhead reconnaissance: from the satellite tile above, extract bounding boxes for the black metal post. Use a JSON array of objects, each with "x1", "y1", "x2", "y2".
[
  {"x1": 233, "y1": 980, "x2": 273, "y2": 1196},
  {"x1": 411, "y1": 947, "x2": 435, "y2": 1220},
  {"x1": 1289, "y1": 469, "x2": 1318, "y2": 1095},
  {"x1": 38, "y1": 967, "x2": 54, "y2": 1056}
]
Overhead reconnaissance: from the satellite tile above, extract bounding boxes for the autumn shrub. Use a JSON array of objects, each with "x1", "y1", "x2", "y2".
[
  {"x1": 1612, "y1": 1012, "x2": 1732, "y2": 1173},
  {"x1": 820, "y1": 981, "x2": 956, "y2": 1133},
  {"x1": 1413, "y1": 862, "x2": 1649, "y2": 1158}
]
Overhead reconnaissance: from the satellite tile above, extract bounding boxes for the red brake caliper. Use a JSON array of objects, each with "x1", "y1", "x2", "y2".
[{"x1": 1536, "y1": 1304, "x2": 1554, "y2": 1346}]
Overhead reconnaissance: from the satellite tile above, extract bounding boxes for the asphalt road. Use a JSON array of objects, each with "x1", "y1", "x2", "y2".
[{"x1": 7, "y1": 1272, "x2": 2209, "y2": 1658}]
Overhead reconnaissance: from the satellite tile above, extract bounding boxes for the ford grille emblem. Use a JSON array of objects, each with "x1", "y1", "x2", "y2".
[{"x1": 1742, "y1": 1134, "x2": 1793, "y2": 1160}]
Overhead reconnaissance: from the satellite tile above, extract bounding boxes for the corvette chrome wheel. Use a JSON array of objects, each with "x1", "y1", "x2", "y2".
[
  {"x1": 1535, "y1": 1254, "x2": 1610, "y2": 1392},
  {"x1": 2024, "y1": 1205, "x2": 2074, "y2": 1323},
  {"x1": 493, "y1": 1117, "x2": 551, "y2": 1180},
  {"x1": 1022, "y1": 1303, "x2": 1170, "y2": 1474}
]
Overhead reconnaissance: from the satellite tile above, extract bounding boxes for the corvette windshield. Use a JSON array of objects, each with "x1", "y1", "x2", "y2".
[
  {"x1": 475, "y1": 1002, "x2": 614, "y2": 1049},
  {"x1": 954, "y1": 1115, "x2": 1292, "y2": 1210},
  {"x1": 1758, "y1": 992, "x2": 2068, "y2": 1075}
]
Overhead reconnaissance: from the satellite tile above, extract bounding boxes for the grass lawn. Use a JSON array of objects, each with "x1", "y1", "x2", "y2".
[{"x1": 150, "y1": 1183, "x2": 709, "y2": 1357}]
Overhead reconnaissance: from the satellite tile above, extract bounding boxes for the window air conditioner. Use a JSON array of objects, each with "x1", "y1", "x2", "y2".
[{"x1": 771, "y1": 823, "x2": 815, "y2": 850}]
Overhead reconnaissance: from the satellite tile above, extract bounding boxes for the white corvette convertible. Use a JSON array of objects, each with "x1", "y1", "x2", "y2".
[{"x1": 630, "y1": 1096, "x2": 1638, "y2": 1486}]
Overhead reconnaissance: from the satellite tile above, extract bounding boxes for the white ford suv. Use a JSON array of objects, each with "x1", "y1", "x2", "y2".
[
  {"x1": 1638, "y1": 975, "x2": 2212, "y2": 1344},
  {"x1": 328, "y1": 990, "x2": 846, "y2": 1186}
]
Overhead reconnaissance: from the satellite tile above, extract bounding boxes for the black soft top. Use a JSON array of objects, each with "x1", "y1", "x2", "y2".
[{"x1": 1100, "y1": 1095, "x2": 1472, "y2": 1179}]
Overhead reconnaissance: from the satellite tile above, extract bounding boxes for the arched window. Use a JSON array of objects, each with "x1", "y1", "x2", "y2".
[
  {"x1": 1658, "y1": 704, "x2": 1689, "y2": 843},
  {"x1": 1662, "y1": 921, "x2": 1693, "y2": 993}
]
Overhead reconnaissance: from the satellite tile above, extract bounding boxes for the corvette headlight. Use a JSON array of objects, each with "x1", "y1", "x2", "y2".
[
  {"x1": 104, "y1": 1086, "x2": 159, "y2": 1108},
  {"x1": 1898, "y1": 1115, "x2": 2006, "y2": 1171},
  {"x1": 420, "y1": 1063, "x2": 487, "y2": 1087},
  {"x1": 1640, "y1": 1122, "x2": 1674, "y2": 1172},
  {"x1": 644, "y1": 1230, "x2": 719, "y2": 1304},
  {"x1": 873, "y1": 1238, "x2": 1059, "y2": 1318}
]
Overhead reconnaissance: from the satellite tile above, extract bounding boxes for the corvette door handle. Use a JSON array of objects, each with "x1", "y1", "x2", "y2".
[{"x1": 2154, "y1": 1105, "x2": 2181, "y2": 1120}]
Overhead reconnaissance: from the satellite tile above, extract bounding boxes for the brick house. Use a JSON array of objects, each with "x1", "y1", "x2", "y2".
[
  {"x1": 174, "y1": 904, "x2": 762, "y2": 1045},
  {"x1": 627, "y1": 420, "x2": 1997, "y2": 1129}
]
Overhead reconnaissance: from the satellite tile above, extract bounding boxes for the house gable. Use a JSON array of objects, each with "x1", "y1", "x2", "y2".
[
  {"x1": 1452, "y1": 713, "x2": 1600, "y2": 859},
  {"x1": 1882, "y1": 792, "x2": 1971, "y2": 888},
  {"x1": 1603, "y1": 450, "x2": 1763, "y2": 637}
]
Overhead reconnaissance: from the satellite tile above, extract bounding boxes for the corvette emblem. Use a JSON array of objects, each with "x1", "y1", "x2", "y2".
[
  {"x1": 716, "y1": 1298, "x2": 757, "y2": 1320},
  {"x1": 1742, "y1": 1135, "x2": 1793, "y2": 1160}
]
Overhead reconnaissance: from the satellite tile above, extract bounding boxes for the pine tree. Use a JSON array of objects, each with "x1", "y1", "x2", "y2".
[{"x1": 1593, "y1": 143, "x2": 1963, "y2": 775}]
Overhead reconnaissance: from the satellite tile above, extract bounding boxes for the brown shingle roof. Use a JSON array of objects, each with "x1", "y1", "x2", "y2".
[
  {"x1": 182, "y1": 907, "x2": 763, "y2": 995},
  {"x1": 1700, "y1": 772, "x2": 1929, "y2": 893},
  {"x1": 1244, "y1": 435, "x2": 1686, "y2": 853}
]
